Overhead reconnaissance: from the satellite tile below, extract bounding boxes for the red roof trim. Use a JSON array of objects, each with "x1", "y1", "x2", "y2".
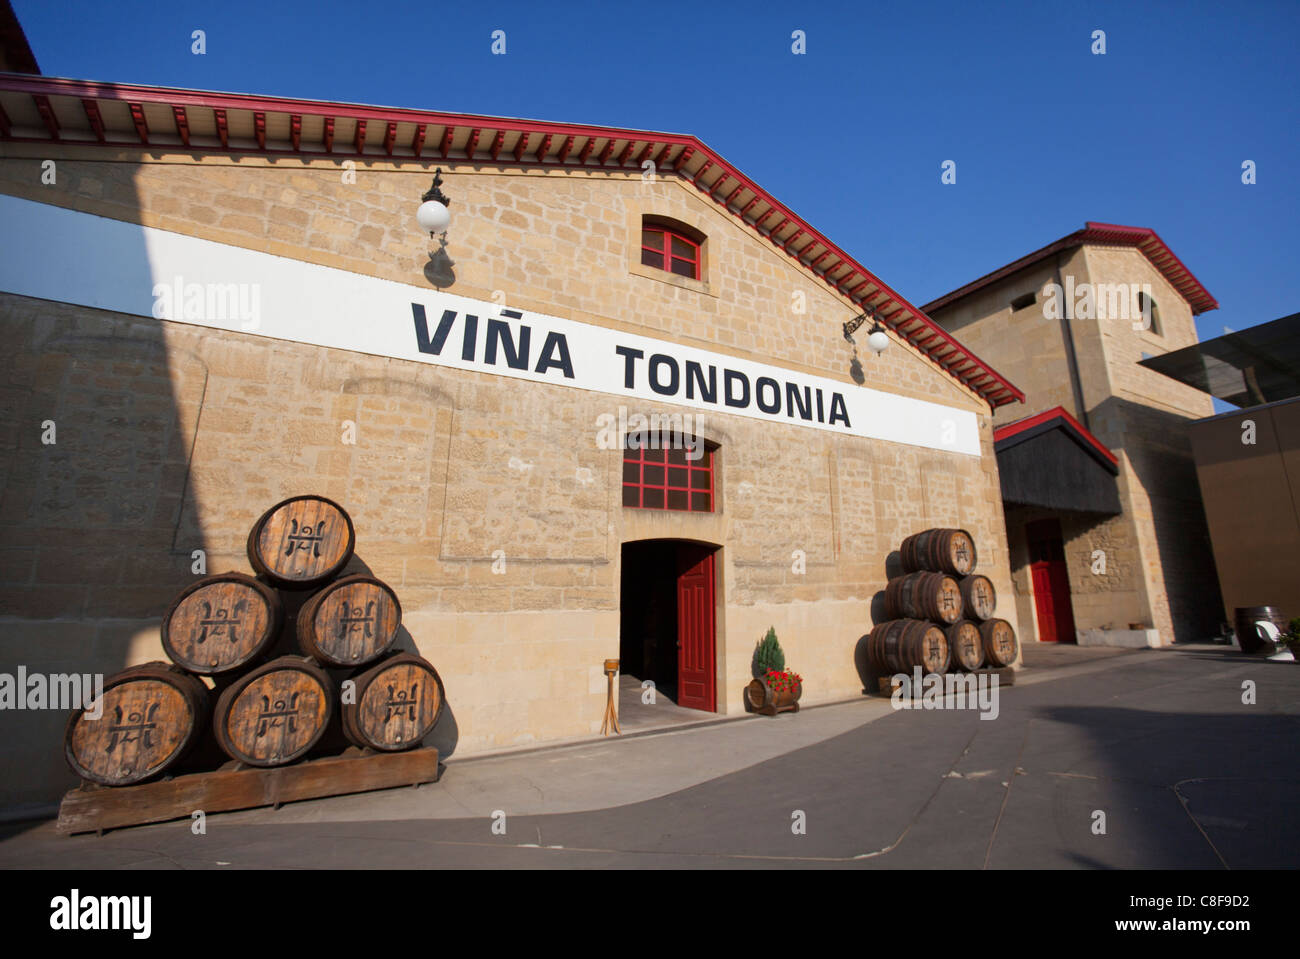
[
  {"x1": 127, "y1": 102, "x2": 148, "y2": 144},
  {"x1": 32, "y1": 92, "x2": 57, "y2": 139},
  {"x1": 0, "y1": 72, "x2": 1023, "y2": 407},
  {"x1": 993, "y1": 405, "x2": 1119, "y2": 467},
  {"x1": 174, "y1": 105, "x2": 190, "y2": 147},
  {"x1": 80, "y1": 98, "x2": 104, "y2": 141},
  {"x1": 922, "y1": 221, "x2": 1218, "y2": 316}
]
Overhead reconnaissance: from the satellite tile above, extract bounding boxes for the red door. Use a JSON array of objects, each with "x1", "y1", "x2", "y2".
[
  {"x1": 676, "y1": 545, "x2": 716, "y2": 711},
  {"x1": 1026, "y1": 519, "x2": 1076, "y2": 644}
]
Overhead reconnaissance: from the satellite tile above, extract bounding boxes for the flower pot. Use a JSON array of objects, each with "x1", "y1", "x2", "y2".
[{"x1": 746, "y1": 677, "x2": 802, "y2": 716}]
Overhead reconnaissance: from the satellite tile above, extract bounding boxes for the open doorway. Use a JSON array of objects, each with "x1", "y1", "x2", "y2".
[
  {"x1": 619, "y1": 539, "x2": 717, "y2": 728},
  {"x1": 1027, "y1": 518, "x2": 1078, "y2": 643}
]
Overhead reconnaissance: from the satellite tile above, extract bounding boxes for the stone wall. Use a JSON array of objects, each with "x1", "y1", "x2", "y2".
[
  {"x1": 0, "y1": 146, "x2": 1015, "y2": 809},
  {"x1": 927, "y1": 240, "x2": 1223, "y2": 645}
]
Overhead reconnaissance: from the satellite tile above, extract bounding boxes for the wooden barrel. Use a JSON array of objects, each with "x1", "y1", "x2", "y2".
[
  {"x1": 945, "y1": 620, "x2": 985, "y2": 672},
  {"x1": 958, "y1": 574, "x2": 997, "y2": 622},
  {"x1": 64, "y1": 663, "x2": 210, "y2": 787},
  {"x1": 296, "y1": 575, "x2": 401, "y2": 667},
  {"x1": 213, "y1": 656, "x2": 334, "y2": 766},
  {"x1": 161, "y1": 572, "x2": 282, "y2": 675},
  {"x1": 979, "y1": 619, "x2": 1019, "y2": 668},
  {"x1": 868, "y1": 619, "x2": 950, "y2": 675},
  {"x1": 884, "y1": 571, "x2": 963, "y2": 625},
  {"x1": 744, "y1": 676, "x2": 802, "y2": 715},
  {"x1": 341, "y1": 653, "x2": 445, "y2": 751},
  {"x1": 246, "y1": 495, "x2": 355, "y2": 589},
  {"x1": 900, "y1": 528, "x2": 978, "y2": 576},
  {"x1": 1233, "y1": 606, "x2": 1287, "y2": 653}
]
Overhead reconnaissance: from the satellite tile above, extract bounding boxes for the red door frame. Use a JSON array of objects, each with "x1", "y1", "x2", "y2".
[
  {"x1": 1026, "y1": 519, "x2": 1077, "y2": 644},
  {"x1": 675, "y1": 544, "x2": 717, "y2": 712}
]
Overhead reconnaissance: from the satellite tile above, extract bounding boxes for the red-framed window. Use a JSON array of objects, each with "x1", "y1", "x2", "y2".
[
  {"x1": 640, "y1": 225, "x2": 701, "y2": 280},
  {"x1": 622, "y1": 436, "x2": 715, "y2": 512}
]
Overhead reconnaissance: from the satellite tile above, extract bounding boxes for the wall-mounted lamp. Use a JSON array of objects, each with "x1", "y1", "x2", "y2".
[
  {"x1": 843, "y1": 307, "x2": 889, "y2": 355},
  {"x1": 416, "y1": 168, "x2": 452, "y2": 237},
  {"x1": 418, "y1": 169, "x2": 455, "y2": 288}
]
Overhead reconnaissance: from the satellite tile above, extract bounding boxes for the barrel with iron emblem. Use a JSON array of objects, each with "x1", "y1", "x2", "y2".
[
  {"x1": 247, "y1": 495, "x2": 355, "y2": 589},
  {"x1": 161, "y1": 572, "x2": 282, "y2": 675},
  {"x1": 64, "y1": 663, "x2": 210, "y2": 787},
  {"x1": 213, "y1": 656, "x2": 334, "y2": 766},
  {"x1": 958, "y1": 574, "x2": 997, "y2": 622},
  {"x1": 867, "y1": 619, "x2": 950, "y2": 675},
  {"x1": 944, "y1": 620, "x2": 986, "y2": 672},
  {"x1": 341, "y1": 653, "x2": 445, "y2": 752},
  {"x1": 884, "y1": 571, "x2": 963, "y2": 625},
  {"x1": 900, "y1": 528, "x2": 978, "y2": 577},
  {"x1": 979, "y1": 619, "x2": 1019, "y2": 668},
  {"x1": 296, "y1": 575, "x2": 401, "y2": 667}
]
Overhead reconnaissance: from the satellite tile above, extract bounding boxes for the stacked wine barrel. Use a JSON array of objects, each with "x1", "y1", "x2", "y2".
[
  {"x1": 64, "y1": 495, "x2": 447, "y2": 787},
  {"x1": 867, "y1": 528, "x2": 1018, "y2": 677}
]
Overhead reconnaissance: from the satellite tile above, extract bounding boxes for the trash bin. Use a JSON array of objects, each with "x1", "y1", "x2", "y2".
[{"x1": 1234, "y1": 606, "x2": 1287, "y2": 654}]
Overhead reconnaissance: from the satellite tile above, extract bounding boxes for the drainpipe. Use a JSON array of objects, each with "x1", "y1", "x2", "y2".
[{"x1": 1053, "y1": 253, "x2": 1091, "y2": 430}]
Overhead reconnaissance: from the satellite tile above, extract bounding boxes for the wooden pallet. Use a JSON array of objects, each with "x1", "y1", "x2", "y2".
[
  {"x1": 876, "y1": 667, "x2": 1015, "y2": 696},
  {"x1": 57, "y1": 746, "x2": 440, "y2": 835}
]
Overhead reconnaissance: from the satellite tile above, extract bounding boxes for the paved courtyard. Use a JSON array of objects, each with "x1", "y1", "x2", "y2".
[{"x1": 1, "y1": 643, "x2": 1295, "y2": 869}]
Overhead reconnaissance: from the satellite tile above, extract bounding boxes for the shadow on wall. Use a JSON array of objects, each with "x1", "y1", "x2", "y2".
[
  {"x1": 0, "y1": 167, "x2": 213, "y2": 813},
  {"x1": 851, "y1": 551, "x2": 901, "y2": 693},
  {"x1": 1089, "y1": 395, "x2": 1224, "y2": 641},
  {"x1": 298, "y1": 552, "x2": 461, "y2": 760}
]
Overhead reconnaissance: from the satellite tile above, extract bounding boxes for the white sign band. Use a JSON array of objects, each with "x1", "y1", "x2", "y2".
[{"x1": 0, "y1": 194, "x2": 980, "y2": 455}]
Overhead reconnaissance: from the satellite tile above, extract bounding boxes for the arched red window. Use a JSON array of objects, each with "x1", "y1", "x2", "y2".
[{"x1": 640, "y1": 223, "x2": 701, "y2": 280}]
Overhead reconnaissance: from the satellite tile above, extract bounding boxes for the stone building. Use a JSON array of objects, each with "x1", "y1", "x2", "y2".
[
  {"x1": 0, "y1": 60, "x2": 1027, "y2": 809},
  {"x1": 922, "y1": 223, "x2": 1224, "y2": 647},
  {"x1": 1140, "y1": 313, "x2": 1300, "y2": 627}
]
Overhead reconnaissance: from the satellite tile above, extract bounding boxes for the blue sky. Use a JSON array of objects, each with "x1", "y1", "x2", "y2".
[{"x1": 16, "y1": 0, "x2": 1299, "y2": 344}]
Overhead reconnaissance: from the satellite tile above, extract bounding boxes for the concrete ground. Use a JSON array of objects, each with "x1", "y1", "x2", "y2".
[
  {"x1": 2, "y1": 642, "x2": 1296, "y2": 868},
  {"x1": 1017, "y1": 639, "x2": 1147, "y2": 670},
  {"x1": 616, "y1": 672, "x2": 714, "y2": 731}
]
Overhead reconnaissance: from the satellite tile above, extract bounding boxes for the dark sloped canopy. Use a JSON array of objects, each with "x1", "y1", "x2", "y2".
[
  {"x1": 1138, "y1": 312, "x2": 1300, "y2": 408},
  {"x1": 994, "y1": 407, "x2": 1121, "y2": 515}
]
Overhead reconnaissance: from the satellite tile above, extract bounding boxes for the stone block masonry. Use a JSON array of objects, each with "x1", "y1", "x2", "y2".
[{"x1": 0, "y1": 147, "x2": 1018, "y2": 807}]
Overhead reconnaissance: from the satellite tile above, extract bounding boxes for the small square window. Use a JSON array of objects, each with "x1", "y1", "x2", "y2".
[{"x1": 622, "y1": 433, "x2": 716, "y2": 512}]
